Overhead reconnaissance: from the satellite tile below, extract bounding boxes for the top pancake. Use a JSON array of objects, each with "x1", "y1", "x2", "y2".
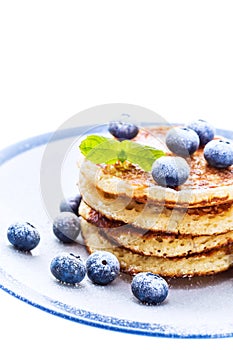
[{"x1": 79, "y1": 125, "x2": 233, "y2": 208}]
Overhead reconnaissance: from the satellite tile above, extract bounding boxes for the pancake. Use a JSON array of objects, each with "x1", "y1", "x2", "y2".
[
  {"x1": 80, "y1": 218, "x2": 233, "y2": 277},
  {"x1": 78, "y1": 125, "x2": 233, "y2": 209},
  {"x1": 78, "y1": 173, "x2": 233, "y2": 236},
  {"x1": 80, "y1": 200, "x2": 233, "y2": 257},
  {"x1": 78, "y1": 124, "x2": 233, "y2": 277}
]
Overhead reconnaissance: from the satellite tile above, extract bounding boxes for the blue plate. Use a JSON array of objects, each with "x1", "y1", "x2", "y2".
[{"x1": 0, "y1": 125, "x2": 233, "y2": 339}]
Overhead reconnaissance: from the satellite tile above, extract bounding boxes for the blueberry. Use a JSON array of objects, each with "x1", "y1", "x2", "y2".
[
  {"x1": 53, "y1": 212, "x2": 81, "y2": 243},
  {"x1": 186, "y1": 119, "x2": 215, "y2": 146},
  {"x1": 7, "y1": 222, "x2": 40, "y2": 251},
  {"x1": 204, "y1": 139, "x2": 233, "y2": 168},
  {"x1": 131, "y1": 272, "x2": 169, "y2": 305},
  {"x1": 86, "y1": 250, "x2": 120, "y2": 285},
  {"x1": 108, "y1": 121, "x2": 139, "y2": 140},
  {"x1": 165, "y1": 127, "x2": 200, "y2": 157},
  {"x1": 50, "y1": 253, "x2": 86, "y2": 284},
  {"x1": 151, "y1": 156, "x2": 190, "y2": 187},
  {"x1": 59, "y1": 193, "x2": 82, "y2": 215}
]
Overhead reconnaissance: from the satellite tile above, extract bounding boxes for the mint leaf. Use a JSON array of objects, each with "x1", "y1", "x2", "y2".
[
  {"x1": 86, "y1": 139, "x2": 120, "y2": 164},
  {"x1": 121, "y1": 141, "x2": 165, "y2": 171},
  {"x1": 143, "y1": 145, "x2": 166, "y2": 160},
  {"x1": 79, "y1": 135, "x2": 109, "y2": 156},
  {"x1": 79, "y1": 134, "x2": 165, "y2": 171},
  {"x1": 117, "y1": 149, "x2": 127, "y2": 162}
]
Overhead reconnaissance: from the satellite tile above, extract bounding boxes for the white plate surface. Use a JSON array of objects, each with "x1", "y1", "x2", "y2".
[{"x1": 1, "y1": 125, "x2": 233, "y2": 339}]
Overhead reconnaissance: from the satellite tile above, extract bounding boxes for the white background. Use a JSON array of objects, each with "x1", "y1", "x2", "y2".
[{"x1": 1, "y1": 1, "x2": 233, "y2": 349}]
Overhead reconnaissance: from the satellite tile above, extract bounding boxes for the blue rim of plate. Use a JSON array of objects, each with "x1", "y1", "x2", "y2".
[{"x1": 0, "y1": 125, "x2": 233, "y2": 339}]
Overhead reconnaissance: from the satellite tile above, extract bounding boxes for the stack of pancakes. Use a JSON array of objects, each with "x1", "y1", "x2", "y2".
[{"x1": 78, "y1": 126, "x2": 233, "y2": 277}]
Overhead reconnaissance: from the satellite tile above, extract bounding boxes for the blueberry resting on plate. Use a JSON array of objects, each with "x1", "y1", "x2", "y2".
[
  {"x1": 151, "y1": 156, "x2": 190, "y2": 187},
  {"x1": 86, "y1": 250, "x2": 120, "y2": 285},
  {"x1": 165, "y1": 126, "x2": 200, "y2": 157},
  {"x1": 7, "y1": 221, "x2": 40, "y2": 251},
  {"x1": 108, "y1": 121, "x2": 139, "y2": 140},
  {"x1": 204, "y1": 139, "x2": 233, "y2": 168},
  {"x1": 53, "y1": 212, "x2": 81, "y2": 243},
  {"x1": 186, "y1": 119, "x2": 215, "y2": 146},
  {"x1": 59, "y1": 193, "x2": 82, "y2": 215},
  {"x1": 50, "y1": 253, "x2": 86, "y2": 284},
  {"x1": 131, "y1": 272, "x2": 169, "y2": 305}
]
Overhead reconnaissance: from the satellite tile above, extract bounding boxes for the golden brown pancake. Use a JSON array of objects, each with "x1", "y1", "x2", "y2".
[
  {"x1": 78, "y1": 174, "x2": 233, "y2": 236},
  {"x1": 78, "y1": 124, "x2": 233, "y2": 277},
  {"x1": 80, "y1": 200, "x2": 233, "y2": 258},
  {"x1": 78, "y1": 126, "x2": 233, "y2": 209},
  {"x1": 81, "y1": 218, "x2": 233, "y2": 278}
]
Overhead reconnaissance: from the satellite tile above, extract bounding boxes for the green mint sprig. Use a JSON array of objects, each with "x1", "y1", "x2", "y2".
[{"x1": 79, "y1": 135, "x2": 165, "y2": 171}]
